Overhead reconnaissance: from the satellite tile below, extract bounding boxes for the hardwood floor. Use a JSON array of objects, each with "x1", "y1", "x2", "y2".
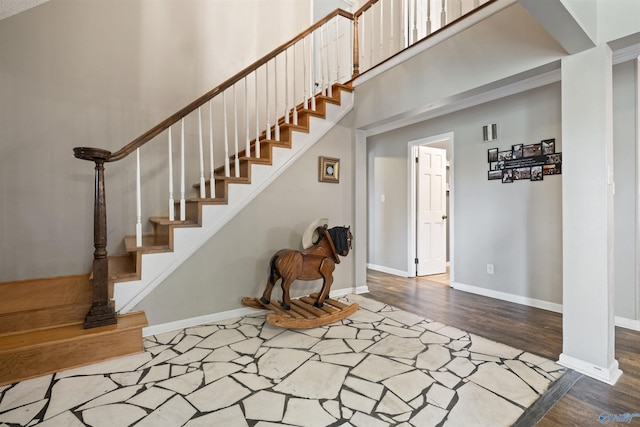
[{"x1": 365, "y1": 269, "x2": 640, "y2": 427}]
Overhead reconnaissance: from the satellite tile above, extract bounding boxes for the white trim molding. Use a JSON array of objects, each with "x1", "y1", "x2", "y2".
[
  {"x1": 451, "y1": 281, "x2": 563, "y2": 313},
  {"x1": 615, "y1": 316, "x2": 640, "y2": 332},
  {"x1": 558, "y1": 353, "x2": 623, "y2": 385},
  {"x1": 367, "y1": 263, "x2": 409, "y2": 277}
]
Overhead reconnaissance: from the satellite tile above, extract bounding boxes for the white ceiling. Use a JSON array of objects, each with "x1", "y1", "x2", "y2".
[{"x1": 0, "y1": 0, "x2": 50, "y2": 21}]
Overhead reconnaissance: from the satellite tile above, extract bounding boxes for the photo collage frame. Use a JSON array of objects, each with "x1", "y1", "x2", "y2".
[{"x1": 487, "y1": 138, "x2": 562, "y2": 183}]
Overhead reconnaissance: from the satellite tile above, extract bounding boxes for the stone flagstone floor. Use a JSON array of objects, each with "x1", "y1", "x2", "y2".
[{"x1": 0, "y1": 294, "x2": 565, "y2": 426}]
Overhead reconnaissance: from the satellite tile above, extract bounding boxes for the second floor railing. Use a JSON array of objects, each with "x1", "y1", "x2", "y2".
[{"x1": 75, "y1": 0, "x2": 492, "y2": 328}]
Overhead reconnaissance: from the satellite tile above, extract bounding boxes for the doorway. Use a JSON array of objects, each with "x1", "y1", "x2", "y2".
[{"x1": 408, "y1": 132, "x2": 453, "y2": 283}]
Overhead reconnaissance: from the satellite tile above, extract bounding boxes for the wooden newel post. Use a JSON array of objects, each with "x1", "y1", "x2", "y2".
[{"x1": 74, "y1": 147, "x2": 118, "y2": 329}]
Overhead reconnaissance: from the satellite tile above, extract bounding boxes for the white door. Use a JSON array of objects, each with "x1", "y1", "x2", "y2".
[{"x1": 416, "y1": 145, "x2": 447, "y2": 276}]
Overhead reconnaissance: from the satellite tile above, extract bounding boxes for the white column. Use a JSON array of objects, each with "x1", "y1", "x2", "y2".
[
  {"x1": 354, "y1": 129, "x2": 368, "y2": 291},
  {"x1": 559, "y1": 44, "x2": 621, "y2": 385}
]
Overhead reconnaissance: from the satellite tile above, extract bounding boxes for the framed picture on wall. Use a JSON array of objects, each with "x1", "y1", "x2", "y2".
[
  {"x1": 498, "y1": 150, "x2": 513, "y2": 161},
  {"x1": 531, "y1": 165, "x2": 544, "y2": 181},
  {"x1": 542, "y1": 138, "x2": 555, "y2": 155},
  {"x1": 502, "y1": 169, "x2": 514, "y2": 183},
  {"x1": 523, "y1": 143, "x2": 542, "y2": 158},
  {"x1": 318, "y1": 156, "x2": 340, "y2": 183},
  {"x1": 512, "y1": 144, "x2": 524, "y2": 159},
  {"x1": 488, "y1": 148, "x2": 498, "y2": 162},
  {"x1": 488, "y1": 170, "x2": 502, "y2": 180}
]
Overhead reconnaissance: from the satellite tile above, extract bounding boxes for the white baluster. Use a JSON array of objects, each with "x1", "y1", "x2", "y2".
[
  {"x1": 285, "y1": 48, "x2": 290, "y2": 124},
  {"x1": 168, "y1": 127, "x2": 175, "y2": 221},
  {"x1": 413, "y1": 0, "x2": 418, "y2": 43},
  {"x1": 390, "y1": 0, "x2": 395, "y2": 54},
  {"x1": 379, "y1": 1, "x2": 384, "y2": 58},
  {"x1": 180, "y1": 118, "x2": 186, "y2": 221},
  {"x1": 370, "y1": 8, "x2": 374, "y2": 66},
  {"x1": 255, "y1": 70, "x2": 260, "y2": 157},
  {"x1": 441, "y1": 0, "x2": 447, "y2": 26},
  {"x1": 320, "y1": 24, "x2": 327, "y2": 97},
  {"x1": 245, "y1": 77, "x2": 250, "y2": 158},
  {"x1": 310, "y1": 33, "x2": 316, "y2": 109},
  {"x1": 427, "y1": 0, "x2": 432, "y2": 35},
  {"x1": 233, "y1": 84, "x2": 240, "y2": 178},
  {"x1": 401, "y1": 0, "x2": 407, "y2": 48},
  {"x1": 334, "y1": 18, "x2": 340, "y2": 85},
  {"x1": 136, "y1": 147, "x2": 142, "y2": 247},
  {"x1": 208, "y1": 100, "x2": 215, "y2": 198},
  {"x1": 302, "y1": 36, "x2": 308, "y2": 110},
  {"x1": 266, "y1": 62, "x2": 271, "y2": 140},
  {"x1": 198, "y1": 107, "x2": 205, "y2": 198},
  {"x1": 361, "y1": 13, "x2": 367, "y2": 69},
  {"x1": 293, "y1": 43, "x2": 298, "y2": 125},
  {"x1": 223, "y1": 91, "x2": 230, "y2": 177},
  {"x1": 274, "y1": 56, "x2": 280, "y2": 141}
]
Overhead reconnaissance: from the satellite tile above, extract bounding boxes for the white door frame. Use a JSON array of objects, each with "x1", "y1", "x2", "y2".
[{"x1": 408, "y1": 132, "x2": 454, "y2": 280}]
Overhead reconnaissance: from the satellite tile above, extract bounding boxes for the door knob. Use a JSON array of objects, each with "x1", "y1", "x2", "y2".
[{"x1": 442, "y1": 215, "x2": 448, "y2": 220}]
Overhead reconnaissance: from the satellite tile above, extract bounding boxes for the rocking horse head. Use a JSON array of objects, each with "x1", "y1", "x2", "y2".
[{"x1": 325, "y1": 226, "x2": 352, "y2": 258}]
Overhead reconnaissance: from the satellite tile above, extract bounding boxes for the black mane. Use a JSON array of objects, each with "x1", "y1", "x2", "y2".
[{"x1": 328, "y1": 226, "x2": 350, "y2": 255}]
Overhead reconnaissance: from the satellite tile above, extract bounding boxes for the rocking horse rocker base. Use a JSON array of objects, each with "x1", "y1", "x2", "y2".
[
  {"x1": 242, "y1": 293, "x2": 359, "y2": 329},
  {"x1": 243, "y1": 225, "x2": 357, "y2": 328}
]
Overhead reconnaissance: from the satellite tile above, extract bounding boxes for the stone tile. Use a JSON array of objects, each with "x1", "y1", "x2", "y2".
[
  {"x1": 356, "y1": 329, "x2": 379, "y2": 340},
  {"x1": 416, "y1": 345, "x2": 451, "y2": 371},
  {"x1": 325, "y1": 325, "x2": 358, "y2": 339},
  {"x1": 519, "y1": 351, "x2": 549, "y2": 366},
  {"x1": 468, "y1": 334, "x2": 522, "y2": 359},
  {"x1": 111, "y1": 371, "x2": 143, "y2": 387},
  {"x1": 243, "y1": 390, "x2": 285, "y2": 422},
  {"x1": 538, "y1": 359, "x2": 564, "y2": 373},
  {"x1": 470, "y1": 352, "x2": 501, "y2": 363},
  {"x1": 347, "y1": 309, "x2": 385, "y2": 324},
  {"x1": 198, "y1": 329, "x2": 246, "y2": 349},
  {"x1": 234, "y1": 355, "x2": 256, "y2": 365},
  {"x1": 408, "y1": 394, "x2": 424, "y2": 409},
  {"x1": 0, "y1": 375, "x2": 52, "y2": 412},
  {"x1": 310, "y1": 339, "x2": 353, "y2": 355},
  {"x1": 350, "y1": 411, "x2": 389, "y2": 427},
  {"x1": 254, "y1": 422, "x2": 298, "y2": 427},
  {"x1": 140, "y1": 365, "x2": 171, "y2": 384},
  {"x1": 258, "y1": 348, "x2": 313, "y2": 379},
  {"x1": 299, "y1": 327, "x2": 327, "y2": 338},
  {"x1": 379, "y1": 413, "x2": 396, "y2": 423},
  {"x1": 381, "y1": 309, "x2": 424, "y2": 327},
  {"x1": 445, "y1": 357, "x2": 476, "y2": 378},
  {"x1": 263, "y1": 330, "x2": 320, "y2": 349},
  {"x1": 146, "y1": 344, "x2": 171, "y2": 355},
  {"x1": 126, "y1": 386, "x2": 175, "y2": 410},
  {"x1": 377, "y1": 324, "x2": 422, "y2": 338},
  {"x1": 153, "y1": 330, "x2": 181, "y2": 345},
  {"x1": 505, "y1": 360, "x2": 552, "y2": 394},
  {"x1": 345, "y1": 294, "x2": 387, "y2": 312},
  {"x1": 169, "y1": 348, "x2": 212, "y2": 365},
  {"x1": 322, "y1": 400, "x2": 341, "y2": 419},
  {"x1": 426, "y1": 383, "x2": 456, "y2": 409},
  {"x1": 56, "y1": 352, "x2": 151, "y2": 378},
  {"x1": 452, "y1": 350, "x2": 470, "y2": 358},
  {"x1": 203, "y1": 346, "x2": 241, "y2": 362},
  {"x1": 366, "y1": 335, "x2": 425, "y2": 359},
  {"x1": 376, "y1": 390, "x2": 412, "y2": 415},
  {"x1": 468, "y1": 362, "x2": 539, "y2": 407},
  {"x1": 82, "y1": 403, "x2": 146, "y2": 427},
  {"x1": 382, "y1": 370, "x2": 434, "y2": 402},
  {"x1": 231, "y1": 337, "x2": 264, "y2": 355},
  {"x1": 274, "y1": 360, "x2": 349, "y2": 399},
  {"x1": 184, "y1": 405, "x2": 248, "y2": 427},
  {"x1": 44, "y1": 376, "x2": 118, "y2": 420},
  {"x1": 0, "y1": 399, "x2": 47, "y2": 425},
  {"x1": 241, "y1": 315, "x2": 266, "y2": 326},
  {"x1": 321, "y1": 352, "x2": 367, "y2": 367},
  {"x1": 419, "y1": 331, "x2": 451, "y2": 345},
  {"x1": 173, "y1": 335, "x2": 204, "y2": 353},
  {"x1": 140, "y1": 349, "x2": 179, "y2": 368},
  {"x1": 135, "y1": 394, "x2": 196, "y2": 427},
  {"x1": 340, "y1": 389, "x2": 376, "y2": 413},
  {"x1": 34, "y1": 410, "x2": 85, "y2": 427},
  {"x1": 345, "y1": 339, "x2": 375, "y2": 353},
  {"x1": 259, "y1": 323, "x2": 286, "y2": 340},
  {"x1": 342, "y1": 407, "x2": 354, "y2": 419},
  {"x1": 77, "y1": 385, "x2": 143, "y2": 410},
  {"x1": 437, "y1": 326, "x2": 467, "y2": 340},
  {"x1": 156, "y1": 370, "x2": 204, "y2": 395},
  {"x1": 212, "y1": 316, "x2": 242, "y2": 326},
  {"x1": 231, "y1": 373, "x2": 273, "y2": 391},
  {"x1": 237, "y1": 324, "x2": 261, "y2": 338},
  {"x1": 447, "y1": 339, "x2": 470, "y2": 351},
  {"x1": 409, "y1": 403, "x2": 448, "y2": 427},
  {"x1": 185, "y1": 324, "x2": 219, "y2": 338},
  {"x1": 423, "y1": 321, "x2": 446, "y2": 332},
  {"x1": 430, "y1": 371, "x2": 461, "y2": 389},
  {"x1": 243, "y1": 363, "x2": 258, "y2": 374},
  {"x1": 394, "y1": 412, "x2": 412, "y2": 422},
  {"x1": 344, "y1": 376, "x2": 384, "y2": 400},
  {"x1": 392, "y1": 357, "x2": 415, "y2": 366},
  {"x1": 187, "y1": 377, "x2": 250, "y2": 412},
  {"x1": 381, "y1": 317, "x2": 405, "y2": 328},
  {"x1": 444, "y1": 382, "x2": 523, "y2": 426},
  {"x1": 202, "y1": 362, "x2": 244, "y2": 384},
  {"x1": 351, "y1": 355, "x2": 414, "y2": 382},
  {"x1": 282, "y1": 398, "x2": 337, "y2": 427}
]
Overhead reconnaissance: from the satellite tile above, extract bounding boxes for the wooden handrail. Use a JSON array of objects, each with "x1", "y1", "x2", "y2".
[{"x1": 75, "y1": 8, "x2": 355, "y2": 164}]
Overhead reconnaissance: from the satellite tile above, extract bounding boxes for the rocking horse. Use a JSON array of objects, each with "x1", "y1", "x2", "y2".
[{"x1": 242, "y1": 222, "x2": 359, "y2": 328}]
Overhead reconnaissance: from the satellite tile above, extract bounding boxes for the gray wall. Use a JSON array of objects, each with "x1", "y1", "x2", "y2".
[
  {"x1": 135, "y1": 114, "x2": 356, "y2": 325},
  {"x1": 0, "y1": 0, "x2": 312, "y2": 282},
  {"x1": 613, "y1": 60, "x2": 638, "y2": 320},
  {"x1": 368, "y1": 83, "x2": 564, "y2": 304}
]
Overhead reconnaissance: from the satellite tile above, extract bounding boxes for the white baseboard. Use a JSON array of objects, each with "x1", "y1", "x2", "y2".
[
  {"x1": 451, "y1": 281, "x2": 563, "y2": 313},
  {"x1": 367, "y1": 263, "x2": 409, "y2": 277},
  {"x1": 615, "y1": 316, "x2": 640, "y2": 332},
  {"x1": 558, "y1": 353, "x2": 623, "y2": 385},
  {"x1": 143, "y1": 284, "x2": 368, "y2": 337}
]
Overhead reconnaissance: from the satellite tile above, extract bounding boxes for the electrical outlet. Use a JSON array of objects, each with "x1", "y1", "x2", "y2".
[{"x1": 487, "y1": 264, "x2": 494, "y2": 274}]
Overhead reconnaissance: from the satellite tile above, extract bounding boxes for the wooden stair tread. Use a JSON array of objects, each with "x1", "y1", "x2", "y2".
[
  {"x1": 148, "y1": 216, "x2": 199, "y2": 226},
  {"x1": 124, "y1": 235, "x2": 170, "y2": 252},
  {"x1": 0, "y1": 312, "x2": 147, "y2": 352}
]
